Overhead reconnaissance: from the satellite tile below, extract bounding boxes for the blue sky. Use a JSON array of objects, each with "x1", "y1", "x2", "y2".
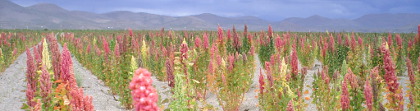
[{"x1": 9, "y1": 0, "x2": 420, "y2": 21}]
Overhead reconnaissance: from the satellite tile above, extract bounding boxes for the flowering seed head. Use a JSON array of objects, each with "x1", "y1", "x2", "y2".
[
  {"x1": 381, "y1": 42, "x2": 399, "y2": 93},
  {"x1": 26, "y1": 49, "x2": 36, "y2": 90},
  {"x1": 128, "y1": 28, "x2": 133, "y2": 36},
  {"x1": 341, "y1": 79, "x2": 350, "y2": 110},
  {"x1": 203, "y1": 33, "x2": 209, "y2": 49},
  {"x1": 406, "y1": 58, "x2": 415, "y2": 87},
  {"x1": 40, "y1": 65, "x2": 52, "y2": 104},
  {"x1": 42, "y1": 38, "x2": 51, "y2": 70},
  {"x1": 364, "y1": 79, "x2": 373, "y2": 111},
  {"x1": 287, "y1": 100, "x2": 294, "y2": 111},
  {"x1": 268, "y1": 25, "x2": 273, "y2": 38},
  {"x1": 396, "y1": 34, "x2": 402, "y2": 47},
  {"x1": 114, "y1": 41, "x2": 120, "y2": 58},
  {"x1": 194, "y1": 36, "x2": 202, "y2": 48},
  {"x1": 217, "y1": 25, "x2": 224, "y2": 42},
  {"x1": 180, "y1": 39, "x2": 189, "y2": 60},
  {"x1": 291, "y1": 45, "x2": 298, "y2": 76},
  {"x1": 61, "y1": 44, "x2": 77, "y2": 88},
  {"x1": 129, "y1": 68, "x2": 160, "y2": 111},
  {"x1": 102, "y1": 38, "x2": 110, "y2": 55},
  {"x1": 259, "y1": 68, "x2": 265, "y2": 95}
]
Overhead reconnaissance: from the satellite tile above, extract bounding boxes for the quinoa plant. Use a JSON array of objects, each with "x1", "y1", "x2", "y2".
[
  {"x1": 190, "y1": 36, "x2": 210, "y2": 99},
  {"x1": 23, "y1": 41, "x2": 94, "y2": 111},
  {"x1": 369, "y1": 67, "x2": 386, "y2": 110},
  {"x1": 259, "y1": 56, "x2": 305, "y2": 110},
  {"x1": 258, "y1": 30, "x2": 274, "y2": 67},
  {"x1": 297, "y1": 36, "x2": 316, "y2": 68},
  {"x1": 381, "y1": 42, "x2": 404, "y2": 110},
  {"x1": 312, "y1": 66, "x2": 340, "y2": 110},
  {"x1": 169, "y1": 50, "x2": 197, "y2": 110},
  {"x1": 129, "y1": 68, "x2": 160, "y2": 111}
]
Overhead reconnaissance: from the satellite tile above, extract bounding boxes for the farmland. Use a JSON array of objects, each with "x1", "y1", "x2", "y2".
[{"x1": 0, "y1": 25, "x2": 419, "y2": 111}]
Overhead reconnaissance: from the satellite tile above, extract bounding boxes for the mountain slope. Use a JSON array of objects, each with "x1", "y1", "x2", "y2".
[{"x1": 0, "y1": 0, "x2": 419, "y2": 32}]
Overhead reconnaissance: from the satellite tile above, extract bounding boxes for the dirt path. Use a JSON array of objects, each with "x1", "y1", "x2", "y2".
[
  {"x1": 0, "y1": 47, "x2": 29, "y2": 111},
  {"x1": 239, "y1": 55, "x2": 262, "y2": 111},
  {"x1": 302, "y1": 60, "x2": 322, "y2": 111},
  {"x1": 151, "y1": 76, "x2": 172, "y2": 109},
  {"x1": 398, "y1": 75, "x2": 410, "y2": 110}
]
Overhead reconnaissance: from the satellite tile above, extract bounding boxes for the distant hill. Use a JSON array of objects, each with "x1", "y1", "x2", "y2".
[{"x1": 0, "y1": 0, "x2": 419, "y2": 32}]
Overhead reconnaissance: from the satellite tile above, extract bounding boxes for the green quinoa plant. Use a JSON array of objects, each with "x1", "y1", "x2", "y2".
[{"x1": 312, "y1": 66, "x2": 340, "y2": 110}]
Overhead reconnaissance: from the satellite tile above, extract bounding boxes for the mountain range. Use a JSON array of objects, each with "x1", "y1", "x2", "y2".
[{"x1": 1, "y1": 0, "x2": 419, "y2": 32}]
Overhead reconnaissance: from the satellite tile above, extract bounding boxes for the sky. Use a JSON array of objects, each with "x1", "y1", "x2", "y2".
[{"x1": 9, "y1": 0, "x2": 420, "y2": 21}]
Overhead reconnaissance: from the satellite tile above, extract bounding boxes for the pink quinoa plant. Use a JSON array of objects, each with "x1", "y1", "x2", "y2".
[
  {"x1": 321, "y1": 40, "x2": 328, "y2": 57},
  {"x1": 250, "y1": 46, "x2": 255, "y2": 55},
  {"x1": 406, "y1": 58, "x2": 415, "y2": 87},
  {"x1": 33, "y1": 99, "x2": 41, "y2": 111},
  {"x1": 381, "y1": 43, "x2": 399, "y2": 93},
  {"x1": 259, "y1": 68, "x2": 265, "y2": 95},
  {"x1": 233, "y1": 26, "x2": 240, "y2": 50},
  {"x1": 345, "y1": 35, "x2": 350, "y2": 47},
  {"x1": 228, "y1": 54, "x2": 235, "y2": 71},
  {"x1": 102, "y1": 38, "x2": 110, "y2": 56},
  {"x1": 358, "y1": 37, "x2": 363, "y2": 47},
  {"x1": 114, "y1": 43, "x2": 120, "y2": 58},
  {"x1": 129, "y1": 68, "x2": 160, "y2": 111},
  {"x1": 12, "y1": 48, "x2": 17, "y2": 56},
  {"x1": 287, "y1": 100, "x2": 294, "y2": 111},
  {"x1": 207, "y1": 60, "x2": 214, "y2": 74},
  {"x1": 86, "y1": 43, "x2": 91, "y2": 54},
  {"x1": 180, "y1": 41, "x2": 189, "y2": 60},
  {"x1": 166, "y1": 58, "x2": 174, "y2": 88},
  {"x1": 406, "y1": 58, "x2": 415, "y2": 105},
  {"x1": 338, "y1": 34, "x2": 343, "y2": 45},
  {"x1": 26, "y1": 82, "x2": 35, "y2": 107},
  {"x1": 350, "y1": 33, "x2": 356, "y2": 50},
  {"x1": 70, "y1": 88, "x2": 94, "y2": 111},
  {"x1": 34, "y1": 46, "x2": 42, "y2": 65},
  {"x1": 341, "y1": 79, "x2": 350, "y2": 111},
  {"x1": 291, "y1": 45, "x2": 298, "y2": 77},
  {"x1": 381, "y1": 42, "x2": 404, "y2": 110},
  {"x1": 194, "y1": 36, "x2": 201, "y2": 48},
  {"x1": 95, "y1": 46, "x2": 101, "y2": 56},
  {"x1": 345, "y1": 68, "x2": 358, "y2": 89},
  {"x1": 388, "y1": 33, "x2": 393, "y2": 46},
  {"x1": 217, "y1": 26, "x2": 224, "y2": 42},
  {"x1": 417, "y1": 24, "x2": 420, "y2": 36},
  {"x1": 268, "y1": 25, "x2": 273, "y2": 38},
  {"x1": 320, "y1": 67, "x2": 330, "y2": 84},
  {"x1": 329, "y1": 34, "x2": 335, "y2": 52},
  {"x1": 265, "y1": 62, "x2": 273, "y2": 88},
  {"x1": 40, "y1": 65, "x2": 52, "y2": 105},
  {"x1": 128, "y1": 28, "x2": 133, "y2": 37},
  {"x1": 227, "y1": 29, "x2": 231, "y2": 40},
  {"x1": 26, "y1": 49, "x2": 36, "y2": 91},
  {"x1": 203, "y1": 33, "x2": 209, "y2": 49},
  {"x1": 61, "y1": 44, "x2": 77, "y2": 88},
  {"x1": 364, "y1": 79, "x2": 373, "y2": 111},
  {"x1": 396, "y1": 34, "x2": 402, "y2": 48},
  {"x1": 418, "y1": 25, "x2": 420, "y2": 35}
]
